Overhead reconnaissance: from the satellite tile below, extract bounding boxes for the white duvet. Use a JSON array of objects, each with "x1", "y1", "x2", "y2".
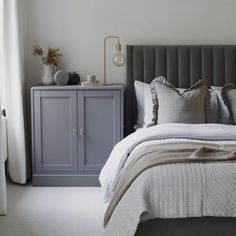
[
  {"x1": 100, "y1": 124, "x2": 236, "y2": 235},
  {"x1": 100, "y1": 123, "x2": 236, "y2": 202}
]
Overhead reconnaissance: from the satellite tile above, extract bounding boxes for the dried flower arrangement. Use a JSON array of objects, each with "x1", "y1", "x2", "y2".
[{"x1": 33, "y1": 45, "x2": 63, "y2": 66}]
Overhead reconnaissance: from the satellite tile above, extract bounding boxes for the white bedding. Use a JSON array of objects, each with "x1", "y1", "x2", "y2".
[
  {"x1": 100, "y1": 123, "x2": 236, "y2": 202},
  {"x1": 100, "y1": 124, "x2": 236, "y2": 235}
]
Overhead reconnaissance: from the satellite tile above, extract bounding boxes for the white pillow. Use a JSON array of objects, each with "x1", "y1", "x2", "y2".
[
  {"x1": 211, "y1": 86, "x2": 232, "y2": 124},
  {"x1": 134, "y1": 81, "x2": 154, "y2": 128}
]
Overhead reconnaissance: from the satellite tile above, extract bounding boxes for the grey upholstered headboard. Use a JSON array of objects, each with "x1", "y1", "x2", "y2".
[{"x1": 125, "y1": 45, "x2": 236, "y2": 135}]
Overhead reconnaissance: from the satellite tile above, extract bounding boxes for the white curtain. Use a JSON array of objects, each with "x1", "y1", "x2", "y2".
[
  {"x1": 0, "y1": 0, "x2": 7, "y2": 215},
  {"x1": 1, "y1": 0, "x2": 28, "y2": 184},
  {"x1": 0, "y1": 106, "x2": 7, "y2": 215}
]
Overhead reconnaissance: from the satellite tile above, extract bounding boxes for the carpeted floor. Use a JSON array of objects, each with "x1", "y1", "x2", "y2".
[{"x1": 0, "y1": 181, "x2": 106, "y2": 236}]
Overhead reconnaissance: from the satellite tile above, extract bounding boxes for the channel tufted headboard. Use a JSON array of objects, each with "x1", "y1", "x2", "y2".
[{"x1": 125, "y1": 45, "x2": 236, "y2": 135}]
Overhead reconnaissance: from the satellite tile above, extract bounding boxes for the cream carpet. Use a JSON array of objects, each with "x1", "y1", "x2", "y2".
[{"x1": 0, "y1": 181, "x2": 106, "y2": 236}]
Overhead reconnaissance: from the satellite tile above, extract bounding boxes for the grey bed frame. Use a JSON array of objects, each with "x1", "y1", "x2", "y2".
[{"x1": 124, "y1": 45, "x2": 236, "y2": 235}]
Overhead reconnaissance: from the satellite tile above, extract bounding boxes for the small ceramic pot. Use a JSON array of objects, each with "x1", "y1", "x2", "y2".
[{"x1": 42, "y1": 64, "x2": 56, "y2": 85}]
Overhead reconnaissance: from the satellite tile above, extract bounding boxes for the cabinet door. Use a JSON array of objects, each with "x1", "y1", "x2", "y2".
[
  {"x1": 34, "y1": 91, "x2": 77, "y2": 172},
  {"x1": 78, "y1": 90, "x2": 121, "y2": 172}
]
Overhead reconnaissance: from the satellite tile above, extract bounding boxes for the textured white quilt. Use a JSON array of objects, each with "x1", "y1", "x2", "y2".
[{"x1": 99, "y1": 124, "x2": 236, "y2": 236}]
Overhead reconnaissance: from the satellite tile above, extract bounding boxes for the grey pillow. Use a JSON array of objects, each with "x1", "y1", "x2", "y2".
[
  {"x1": 211, "y1": 86, "x2": 232, "y2": 124},
  {"x1": 151, "y1": 77, "x2": 210, "y2": 124},
  {"x1": 221, "y1": 84, "x2": 236, "y2": 124},
  {"x1": 208, "y1": 88, "x2": 219, "y2": 123}
]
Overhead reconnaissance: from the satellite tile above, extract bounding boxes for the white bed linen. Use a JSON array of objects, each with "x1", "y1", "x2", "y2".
[
  {"x1": 104, "y1": 161, "x2": 236, "y2": 236},
  {"x1": 99, "y1": 124, "x2": 236, "y2": 202},
  {"x1": 101, "y1": 124, "x2": 236, "y2": 236}
]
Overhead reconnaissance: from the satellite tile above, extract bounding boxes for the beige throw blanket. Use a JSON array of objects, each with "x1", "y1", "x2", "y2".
[{"x1": 104, "y1": 145, "x2": 236, "y2": 226}]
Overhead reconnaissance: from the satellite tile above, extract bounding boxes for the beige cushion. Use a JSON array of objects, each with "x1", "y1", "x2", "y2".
[
  {"x1": 151, "y1": 77, "x2": 210, "y2": 124},
  {"x1": 221, "y1": 84, "x2": 236, "y2": 124}
]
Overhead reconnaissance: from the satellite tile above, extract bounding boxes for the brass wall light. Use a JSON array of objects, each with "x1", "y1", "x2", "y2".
[{"x1": 104, "y1": 36, "x2": 125, "y2": 85}]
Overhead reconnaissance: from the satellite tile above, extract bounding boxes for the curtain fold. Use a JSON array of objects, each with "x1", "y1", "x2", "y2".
[
  {"x1": 2, "y1": 0, "x2": 28, "y2": 184},
  {"x1": 0, "y1": 0, "x2": 7, "y2": 215},
  {"x1": 0, "y1": 108, "x2": 7, "y2": 215}
]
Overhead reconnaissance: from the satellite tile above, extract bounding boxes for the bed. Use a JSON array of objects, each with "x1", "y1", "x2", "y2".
[{"x1": 100, "y1": 45, "x2": 236, "y2": 236}]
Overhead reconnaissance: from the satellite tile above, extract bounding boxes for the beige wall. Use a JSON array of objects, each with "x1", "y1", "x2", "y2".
[{"x1": 24, "y1": 0, "x2": 236, "y2": 87}]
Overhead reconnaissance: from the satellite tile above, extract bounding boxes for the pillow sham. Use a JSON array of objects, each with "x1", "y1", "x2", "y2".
[
  {"x1": 211, "y1": 86, "x2": 232, "y2": 124},
  {"x1": 221, "y1": 84, "x2": 236, "y2": 124},
  {"x1": 134, "y1": 81, "x2": 154, "y2": 128},
  {"x1": 135, "y1": 79, "x2": 218, "y2": 127},
  {"x1": 151, "y1": 77, "x2": 210, "y2": 124}
]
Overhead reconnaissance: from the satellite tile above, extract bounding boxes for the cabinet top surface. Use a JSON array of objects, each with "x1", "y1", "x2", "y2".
[{"x1": 31, "y1": 84, "x2": 124, "y2": 91}]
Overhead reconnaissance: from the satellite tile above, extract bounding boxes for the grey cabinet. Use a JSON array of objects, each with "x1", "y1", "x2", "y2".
[{"x1": 31, "y1": 85, "x2": 123, "y2": 186}]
